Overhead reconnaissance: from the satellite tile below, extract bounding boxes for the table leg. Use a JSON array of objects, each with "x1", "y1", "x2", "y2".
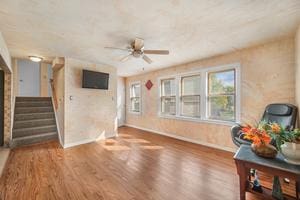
[
  {"x1": 236, "y1": 162, "x2": 249, "y2": 200},
  {"x1": 296, "y1": 181, "x2": 300, "y2": 200}
]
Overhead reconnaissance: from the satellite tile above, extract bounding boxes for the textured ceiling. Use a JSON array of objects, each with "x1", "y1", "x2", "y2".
[{"x1": 0, "y1": 0, "x2": 300, "y2": 76}]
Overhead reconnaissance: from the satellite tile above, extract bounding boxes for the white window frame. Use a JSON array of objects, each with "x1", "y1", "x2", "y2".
[
  {"x1": 158, "y1": 63, "x2": 241, "y2": 126},
  {"x1": 129, "y1": 81, "x2": 142, "y2": 114},
  {"x1": 159, "y1": 77, "x2": 177, "y2": 116},
  {"x1": 179, "y1": 74, "x2": 201, "y2": 118}
]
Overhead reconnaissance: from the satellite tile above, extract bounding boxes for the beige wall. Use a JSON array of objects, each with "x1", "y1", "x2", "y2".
[
  {"x1": 125, "y1": 37, "x2": 295, "y2": 152},
  {"x1": 63, "y1": 58, "x2": 117, "y2": 147},
  {"x1": 40, "y1": 63, "x2": 49, "y2": 97},
  {"x1": 295, "y1": 25, "x2": 300, "y2": 125}
]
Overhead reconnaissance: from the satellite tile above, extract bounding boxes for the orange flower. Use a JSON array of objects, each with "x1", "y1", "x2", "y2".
[
  {"x1": 270, "y1": 123, "x2": 281, "y2": 134},
  {"x1": 242, "y1": 125, "x2": 271, "y2": 146}
]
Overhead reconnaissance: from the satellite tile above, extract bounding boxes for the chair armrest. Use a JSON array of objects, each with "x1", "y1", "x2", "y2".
[{"x1": 231, "y1": 124, "x2": 252, "y2": 147}]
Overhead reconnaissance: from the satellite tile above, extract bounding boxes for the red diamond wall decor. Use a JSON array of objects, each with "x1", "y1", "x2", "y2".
[{"x1": 145, "y1": 80, "x2": 153, "y2": 90}]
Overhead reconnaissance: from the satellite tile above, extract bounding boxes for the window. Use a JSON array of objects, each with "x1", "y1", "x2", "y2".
[
  {"x1": 130, "y1": 83, "x2": 141, "y2": 113},
  {"x1": 207, "y1": 69, "x2": 235, "y2": 121},
  {"x1": 160, "y1": 78, "x2": 176, "y2": 115},
  {"x1": 180, "y1": 75, "x2": 201, "y2": 118},
  {"x1": 158, "y1": 64, "x2": 240, "y2": 124}
]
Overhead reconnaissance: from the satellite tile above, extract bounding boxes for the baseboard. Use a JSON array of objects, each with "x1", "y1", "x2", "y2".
[
  {"x1": 124, "y1": 124, "x2": 236, "y2": 153},
  {"x1": 63, "y1": 138, "x2": 96, "y2": 148},
  {"x1": 63, "y1": 132, "x2": 117, "y2": 148}
]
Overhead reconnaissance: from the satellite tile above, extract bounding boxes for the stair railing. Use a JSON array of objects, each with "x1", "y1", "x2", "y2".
[{"x1": 50, "y1": 79, "x2": 58, "y2": 110}]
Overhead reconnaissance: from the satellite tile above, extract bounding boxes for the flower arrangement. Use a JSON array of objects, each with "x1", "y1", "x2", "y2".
[
  {"x1": 241, "y1": 122, "x2": 276, "y2": 158},
  {"x1": 242, "y1": 121, "x2": 300, "y2": 149},
  {"x1": 241, "y1": 121, "x2": 300, "y2": 160},
  {"x1": 242, "y1": 123, "x2": 271, "y2": 146}
]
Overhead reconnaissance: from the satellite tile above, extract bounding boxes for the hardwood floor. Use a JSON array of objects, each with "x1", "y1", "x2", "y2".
[{"x1": 0, "y1": 126, "x2": 296, "y2": 200}]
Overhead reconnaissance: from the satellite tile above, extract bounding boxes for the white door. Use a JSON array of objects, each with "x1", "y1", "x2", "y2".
[{"x1": 18, "y1": 60, "x2": 40, "y2": 97}]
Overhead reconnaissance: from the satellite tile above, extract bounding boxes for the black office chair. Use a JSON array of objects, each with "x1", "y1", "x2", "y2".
[{"x1": 231, "y1": 103, "x2": 298, "y2": 147}]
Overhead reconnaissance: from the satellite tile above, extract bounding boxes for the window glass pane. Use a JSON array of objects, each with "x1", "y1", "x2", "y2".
[
  {"x1": 208, "y1": 70, "x2": 235, "y2": 95},
  {"x1": 208, "y1": 95, "x2": 235, "y2": 121},
  {"x1": 181, "y1": 75, "x2": 200, "y2": 95},
  {"x1": 161, "y1": 79, "x2": 176, "y2": 96},
  {"x1": 181, "y1": 96, "x2": 200, "y2": 118},
  {"x1": 161, "y1": 97, "x2": 176, "y2": 115},
  {"x1": 131, "y1": 97, "x2": 140, "y2": 112},
  {"x1": 131, "y1": 84, "x2": 140, "y2": 97}
]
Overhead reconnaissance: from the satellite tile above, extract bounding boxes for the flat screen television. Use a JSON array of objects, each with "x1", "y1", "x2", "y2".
[{"x1": 82, "y1": 69, "x2": 109, "y2": 90}]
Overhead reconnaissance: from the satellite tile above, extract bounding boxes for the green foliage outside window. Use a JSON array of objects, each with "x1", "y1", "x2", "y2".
[{"x1": 208, "y1": 70, "x2": 235, "y2": 121}]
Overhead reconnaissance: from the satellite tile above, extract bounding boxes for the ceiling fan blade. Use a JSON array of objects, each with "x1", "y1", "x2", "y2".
[
  {"x1": 144, "y1": 50, "x2": 169, "y2": 55},
  {"x1": 120, "y1": 54, "x2": 132, "y2": 62},
  {"x1": 134, "y1": 38, "x2": 144, "y2": 50},
  {"x1": 105, "y1": 47, "x2": 130, "y2": 51},
  {"x1": 142, "y1": 55, "x2": 153, "y2": 64}
]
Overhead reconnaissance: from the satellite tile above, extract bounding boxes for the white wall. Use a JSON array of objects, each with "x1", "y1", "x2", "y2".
[
  {"x1": 117, "y1": 77, "x2": 126, "y2": 127},
  {"x1": 0, "y1": 32, "x2": 11, "y2": 73}
]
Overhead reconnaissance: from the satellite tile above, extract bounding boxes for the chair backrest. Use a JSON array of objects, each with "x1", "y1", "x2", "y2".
[{"x1": 261, "y1": 103, "x2": 297, "y2": 130}]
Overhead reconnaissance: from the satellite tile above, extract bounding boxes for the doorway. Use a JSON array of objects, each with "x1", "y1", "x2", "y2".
[{"x1": 18, "y1": 60, "x2": 40, "y2": 96}]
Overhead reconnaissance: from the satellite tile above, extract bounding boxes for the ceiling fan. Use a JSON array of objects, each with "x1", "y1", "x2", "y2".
[{"x1": 105, "y1": 38, "x2": 169, "y2": 64}]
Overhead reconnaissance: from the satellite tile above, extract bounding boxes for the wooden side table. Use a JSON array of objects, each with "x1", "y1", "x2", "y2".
[{"x1": 234, "y1": 145, "x2": 300, "y2": 200}]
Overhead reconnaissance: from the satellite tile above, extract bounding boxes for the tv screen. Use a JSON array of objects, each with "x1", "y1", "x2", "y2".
[{"x1": 82, "y1": 69, "x2": 109, "y2": 90}]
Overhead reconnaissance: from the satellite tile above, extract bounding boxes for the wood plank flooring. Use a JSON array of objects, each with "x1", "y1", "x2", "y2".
[{"x1": 0, "y1": 126, "x2": 296, "y2": 200}]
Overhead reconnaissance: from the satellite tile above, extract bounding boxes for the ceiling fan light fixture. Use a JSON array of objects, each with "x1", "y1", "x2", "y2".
[
  {"x1": 106, "y1": 37, "x2": 169, "y2": 64},
  {"x1": 29, "y1": 56, "x2": 43, "y2": 62}
]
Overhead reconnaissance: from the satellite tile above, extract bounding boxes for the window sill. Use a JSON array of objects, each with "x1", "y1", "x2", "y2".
[{"x1": 158, "y1": 114, "x2": 239, "y2": 126}]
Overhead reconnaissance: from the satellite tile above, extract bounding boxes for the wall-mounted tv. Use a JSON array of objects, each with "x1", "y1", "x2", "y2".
[{"x1": 82, "y1": 69, "x2": 109, "y2": 90}]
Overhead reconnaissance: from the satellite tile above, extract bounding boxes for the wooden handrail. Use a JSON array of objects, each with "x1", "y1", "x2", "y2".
[{"x1": 50, "y1": 79, "x2": 58, "y2": 110}]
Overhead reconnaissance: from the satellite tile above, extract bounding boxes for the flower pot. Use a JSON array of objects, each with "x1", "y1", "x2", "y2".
[
  {"x1": 281, "y1": 142, "x2": 300, "y2": 165},
  {"x1": 251, "y1": 143, "x2": 277, "y2": 158}
]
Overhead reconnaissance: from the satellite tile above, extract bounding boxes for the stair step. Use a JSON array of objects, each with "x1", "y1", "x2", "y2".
[
  {"x1": 15, "y1": 106, "x2": 53, "y2": 114},
  {"x1": 16, "y1": 101, "x2": 52, "y2": 107},
  {"x1": 13, "y1": 125, "x2": 57, "y2": 138},
  {"x1": 14, "y1": 118, "x2": 56, "y2": 129},
  {"x1": 16, "y1": 97, "x2": 52, "y2": 102},
  {"x1": 10, "y1": 132, "x2": 58, "y2": 148},
  {"x1": 14, "y1": 112, "x2": 55, "y2": 121}
]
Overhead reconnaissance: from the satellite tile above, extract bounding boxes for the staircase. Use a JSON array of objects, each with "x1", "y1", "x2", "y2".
[{"x1": 11, "y1": 97, "x2": 58, "y2": 148}]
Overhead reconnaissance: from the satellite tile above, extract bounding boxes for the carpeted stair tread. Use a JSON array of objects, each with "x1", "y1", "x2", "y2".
[
  {"x1": 14, "y1": 112, "x2": 54, "y2": 120},
  {"x1": 16, "y1": 101, "x2": 52, "y2": 107},
  {"x1": 13, "y1": 125, "x2": 57, "y2": 138},
  {"x1": 16, "y1": 97, "x2": 52, "y2": 102},
  {"x1": 15, "y1": 106, "x2": 53, "y2": 114},
  {"x1": 10, "y1": 132, "x2": 58, "y2": 148},
  {"x1": 14, "y1": 118, "x2": 56, "y2": 129}
]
